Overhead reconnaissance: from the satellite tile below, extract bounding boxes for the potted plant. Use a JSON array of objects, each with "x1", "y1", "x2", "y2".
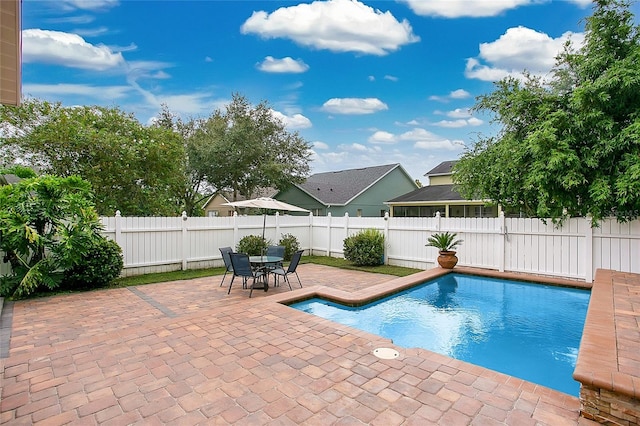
[{"x1": 426, "y1": 231, "x2": 463, "y2": 269}]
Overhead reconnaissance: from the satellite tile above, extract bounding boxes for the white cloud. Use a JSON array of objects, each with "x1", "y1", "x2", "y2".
[
  {"x1": 241, "y1": 0, "x2": 419, "y2": 56},
  {"x1": 466, "y1": 27, "x2": 585, "y2": 82},
  {"x1": 60, "y1": 0, "x2": 119, "y2": 11},
  {"x1": 270, "y1": 109, "x2": 312, "y2": 129},
  {"x1": 126, "y1": 60, "x2": 173, "y2": 80},
  {"x1": 447, "y1": 108, "x2": 471, "y2": 119},
  {"x1": 400, "y1": 0, "x2": 534, "y2": 18},
  {"x1": 155, "y1": 93, "x2": 226, "y2": 116},
  {"x1": 321, "y1": 98, "x2": 388, "y2": 114},
  {"x1": 429, "y1": 89, "x2": 471, "y2": 102},
  {"x1": 258, "y1": 56, "x2": 309, "y2": 73},
  {"x1": 414, "y1": 139, "x2": 463, "y2": 151},
  {"x1": 368, "y1": 130, "x2": 397, "y2": 144},
  {"x1": 467, "y1": 117, "x2": 483, "y2": 126},
  {"x1": 368, "y1": 75, "x2": 375, "y2": 82},
  {"x1": 450, "y1": 89, "x2": 471, "y2": 99},
  {"x1": 434, "y1": 119, "x2": 483, "y2": 128},
  {"x1": 434, "y1": 119, "x2": 470, "y2": 128},
  {"x1": 74, "y1": 27, "x2": 109, "y2": 37},
  {"x1": 568, "y1": 0, "x2": 593, "y2": 7},
  {"x1": 46, "y1": 15, "x2": 96, "y2": 25},
  {"x1": 313, "y1": 141, "x2": 329, "y2": 150},
  {"x1": 464, "y1": 58, "x2": 510, "y2": 82},
  {"x1": 22, "y1": 29, "x2": 125, "y2": 71},
  {"x1": 384, "y1": 75, "x2": 399, "y2": 82},
  {"x1": 397, "y1": 128, "x2": 464, "y2": 151},
  {"x1": 22, "y1": 83, "x2": 130, "y2": 100}
]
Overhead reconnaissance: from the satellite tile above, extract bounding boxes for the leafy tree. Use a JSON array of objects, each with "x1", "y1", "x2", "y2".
[
  {"x1": 454, "y1": 0, "x2": 640, "y2": 225},
  {"x1": 0, "y1": 175, "x2": 105, "y2": 298},
  {"x1": 198, "y1": 93, "x2": 312, "y2": 200},
  {"x1": 154, "y1": 105, "x2": 214, "y2": 216},
  {"x1": 0, "y1": 99, "x2": 185, "y2": 216}
]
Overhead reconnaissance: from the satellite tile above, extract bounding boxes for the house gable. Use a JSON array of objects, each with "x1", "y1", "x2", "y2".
[{"x1": 275, "y1": 163, "x2": 417, "y2": 216}]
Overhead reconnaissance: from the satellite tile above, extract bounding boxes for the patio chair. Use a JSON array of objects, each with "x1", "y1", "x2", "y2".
[
  {"x1": 265, "y1": 245, "x2": 285, "y2": 270},
  {"x1": 219, "y1": 247, "x2": 234, "y2": 287},
  {"x1": 271, "y1": 250, "x2": 303, "y2": 290},
  {"x1": 228, "y1": 252, "x2": 266, "y2": 297}
]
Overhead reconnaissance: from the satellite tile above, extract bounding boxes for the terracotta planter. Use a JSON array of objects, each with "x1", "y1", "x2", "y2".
[{"x1": 437, "y1": 251, "x2": 458, "y2": 269}]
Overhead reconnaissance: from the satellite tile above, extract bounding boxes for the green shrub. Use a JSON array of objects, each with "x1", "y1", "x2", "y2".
[
  {"x1": 343, "y1": 228, "x2": 385, "y2": 266},
  {"x1": 62, "y1": 238, "x2": 124, "y2": 290},
  {"x1": 278, "y1": 233, "x2": 300, "y2": 261},
  {"x1": 0, "y1": 175, "x2": 105, "y2": 298},
  {"x1": 237, "y1": 235, "x2": 269, "y2": 256}
]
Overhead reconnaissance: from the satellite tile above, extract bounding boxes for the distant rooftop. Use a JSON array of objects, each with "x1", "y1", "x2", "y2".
[
  {"x1": 386, "y1": 184, "x2": 464, "y2": 203},
  {"x1": 299, "y1": 163, "x2": 402, "y2": 205},
  {"x1": 425, "y1": 160, "x2": 457, "y2": 177}
]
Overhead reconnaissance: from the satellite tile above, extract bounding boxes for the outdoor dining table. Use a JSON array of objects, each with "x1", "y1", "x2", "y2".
[{"x1": 248, "y1": 255, "x2": 283, "y2": 290}]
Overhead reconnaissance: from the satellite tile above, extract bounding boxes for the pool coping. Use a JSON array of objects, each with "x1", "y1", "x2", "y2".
[
  {"x1": 271, "y1": 266, "x2": 592, "y2": 308},
  {"x1": 572, "y1": 269, "x2": 640, "y2": 424}
]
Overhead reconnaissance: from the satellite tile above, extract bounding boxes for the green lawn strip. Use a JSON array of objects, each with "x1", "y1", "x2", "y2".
[
  {"x1": 113, "y1": 256, "x2": 421, "y2": 288},
  {"x1": 112, "y1": 267, "x2": 227, "y2": 287}
]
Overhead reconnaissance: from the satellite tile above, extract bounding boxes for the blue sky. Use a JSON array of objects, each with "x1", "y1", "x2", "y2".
[{"x1": 20, "y1": 0, "x2": 639, "y2": 182}]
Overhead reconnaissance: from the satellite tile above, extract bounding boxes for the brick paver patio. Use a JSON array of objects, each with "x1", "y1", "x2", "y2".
[{"x1": 0, "y1": 264, "x2": 601, "y2": 425}]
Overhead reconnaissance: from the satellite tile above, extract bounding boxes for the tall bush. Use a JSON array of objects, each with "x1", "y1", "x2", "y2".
[
  {"x1": 62, "y1": 238, "x2": 123, "y2": 290},
  {"x1": 278, "y1": 233, "x2": 300, "y2": 261},
  {"x1": 0, "y1": 175, "x2": 105, "y2": 298},
  {"x1": 236, "y1": 235, "x2": 269, "y2": 256},
  {"x1": 343, "y1": 228, "x2": 385, "y2": 266}
]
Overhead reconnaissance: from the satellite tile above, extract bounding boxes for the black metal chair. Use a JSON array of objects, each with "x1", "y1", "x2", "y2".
[
  {"x1": 219, "y1": 247, "x2": 234, "y2": 287},
  {"x1": 271, "y1": 250, "x2": 303, "y2": 290},
  {"x1": 265, "y1": 245, "x2": 285, "y2": 271},
  {"x1": 228, "y1": 252, "x2": 266, "y2": 297}
]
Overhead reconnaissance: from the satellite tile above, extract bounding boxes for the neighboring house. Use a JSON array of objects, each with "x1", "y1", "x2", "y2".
[
  {"x1": 202, "y1": 188, "x2": 277, "y2": 217},
  {"x1": 202, "y1": 193, "x2": 235, "y2": 217},
  {"x1": 386, "y1": 160, "x2": 499, "y2": 218},
  {"x1": 274, "y1": 163, "x2": 418, "y2": 217}
]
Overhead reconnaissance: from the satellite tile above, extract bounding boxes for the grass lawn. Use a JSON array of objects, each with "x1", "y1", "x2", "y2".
[{"x1": 113, "y1": 255, "x2": 422, "y2": 288}]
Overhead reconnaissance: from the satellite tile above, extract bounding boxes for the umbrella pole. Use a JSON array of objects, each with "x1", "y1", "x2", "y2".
[{"x1": 262, "y1": 213, "x2": 266, "y2": 255}]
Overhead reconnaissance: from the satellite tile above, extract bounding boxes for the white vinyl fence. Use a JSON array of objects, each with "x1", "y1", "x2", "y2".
[{"x1": 2, "y1": 212, "x2": 639, "y2": 282}]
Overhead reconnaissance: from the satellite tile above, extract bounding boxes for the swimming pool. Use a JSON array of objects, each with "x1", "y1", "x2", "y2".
[{"x1": 289, "y1": 273, "x2": 590, "y2": 396}]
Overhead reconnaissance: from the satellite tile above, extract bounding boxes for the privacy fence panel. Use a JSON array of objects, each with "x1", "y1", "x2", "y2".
[
  {"x1": 387, "y1": 217, "x2": 437, "y2": 269},
  {"x1": 503, "y1": 217, "x2": 587, "y2": 280},
  {"x1": 593, "y1": 219, "x2": 640, "y2": 274},
  {"x1": 5, "y1": 213, "x2": 640, "y2": 282}
]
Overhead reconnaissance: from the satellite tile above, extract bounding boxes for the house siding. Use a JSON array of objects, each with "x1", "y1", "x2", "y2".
[{"x1": 276, "y1": 166, "x2": 417, "y2": 217}]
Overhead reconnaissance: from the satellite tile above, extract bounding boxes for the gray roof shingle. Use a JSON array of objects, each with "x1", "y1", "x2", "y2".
[
  {"x1": 425, "y1": 160, "x2": 457, "y2": 177},
  {"x1": 386, "y1": 184, "x2": 464, "y2": 203},
  {"x1": 298, "y1": 164, "x2": 400, "y2": 205}
]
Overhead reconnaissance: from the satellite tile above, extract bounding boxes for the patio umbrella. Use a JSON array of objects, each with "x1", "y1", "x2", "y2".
[{"x1": 222, "y1": 197, "x2": 310, "y2": 241}]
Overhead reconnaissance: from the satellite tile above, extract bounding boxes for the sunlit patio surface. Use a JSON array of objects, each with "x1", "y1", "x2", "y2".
[{"x1": 0, "y1": 264, "x2": 612, "y2": 425}]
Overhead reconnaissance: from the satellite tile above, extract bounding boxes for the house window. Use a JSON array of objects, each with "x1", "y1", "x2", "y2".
[
  {"x1": 207, "y1": 210, "x2": 219, "y2": 217},
  {"x1": 356, "y1": 209, "x2": 362, "y2": 217},
  {"x1": 392, "y1": 206, "x2": 445, "y2": 217}
]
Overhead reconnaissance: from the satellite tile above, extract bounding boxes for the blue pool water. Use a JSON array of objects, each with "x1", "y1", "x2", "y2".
[{"x1": 290, "y1": 273, "x2": 590, "y2": 396}]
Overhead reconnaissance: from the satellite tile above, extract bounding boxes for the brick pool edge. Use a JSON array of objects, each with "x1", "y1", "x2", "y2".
[{"x1": 573, "y1": 269, "x2": 640, "y2": 425}]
